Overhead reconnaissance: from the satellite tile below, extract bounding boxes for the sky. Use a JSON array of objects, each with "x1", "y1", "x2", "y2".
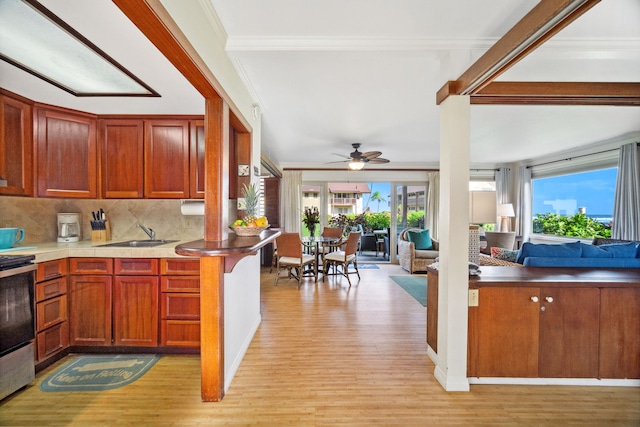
[
  {"x1": 359, "y1": 168, "x2": 617, "y2": 218},
  {"x1": 362, "y1": 182, "x2": 391, "y2": 213},
  {"x1": 532, "y1": 168, "x2": 617, "y2": 217}
]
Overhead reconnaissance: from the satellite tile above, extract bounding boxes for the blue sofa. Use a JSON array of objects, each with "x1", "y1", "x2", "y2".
[{"x1": 516, "y1": 241, "x2": 640, "y2": 268}]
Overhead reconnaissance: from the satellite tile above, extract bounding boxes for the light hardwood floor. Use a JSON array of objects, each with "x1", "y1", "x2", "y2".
[{"x1": 1, "y1": 264, "x2": 639, "y2": 426}]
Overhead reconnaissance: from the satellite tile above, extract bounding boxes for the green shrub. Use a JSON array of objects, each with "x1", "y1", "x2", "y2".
[
  {"x1": 406, "y1": 211, "x2": 425, "y2": 228},
  {"x1": 532, "y1": 213, "x2": 612, "y2": 238}
]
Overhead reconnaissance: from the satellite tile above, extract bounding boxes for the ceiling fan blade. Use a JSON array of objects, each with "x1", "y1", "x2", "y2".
[
  {"x1": 332, "y1": 153, "x2": 351, "y2": 160},
  {"x1": 361, "y1": 151, "x2": 382, "y2": 160},
  {"x1": 367, "y1": 158, "x2": 390, "y2": 164},
  {"x1": 324, "y1": 159, "x2": 350, "y2": 164}
]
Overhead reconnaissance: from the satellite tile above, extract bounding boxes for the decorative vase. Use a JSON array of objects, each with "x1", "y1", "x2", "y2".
[{"x1": 307, "y1": 223, "x2": 316, "y2": 237}]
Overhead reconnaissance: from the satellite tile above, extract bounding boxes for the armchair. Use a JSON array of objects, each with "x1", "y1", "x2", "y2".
[{"x1": 398, "y1": 228, "x2": 439, "y2": 273}]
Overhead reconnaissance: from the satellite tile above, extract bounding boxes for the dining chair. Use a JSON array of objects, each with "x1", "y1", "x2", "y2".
[
  {"x1": 322, "y1": 231, "x2": 361, "y2": 287},
  {"x1": 273, "y1": 232, "x2": 316, "y2": 287}
]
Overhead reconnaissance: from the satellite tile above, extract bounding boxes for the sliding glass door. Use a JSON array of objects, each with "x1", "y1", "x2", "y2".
[{"x1": 390, "y1": 183, "x2": 427, "y2": 263}]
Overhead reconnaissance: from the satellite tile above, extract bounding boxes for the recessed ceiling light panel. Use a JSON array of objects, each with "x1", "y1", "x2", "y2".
[{"x1": 0, "y1": 0, "x2": 159, "y2": 97}]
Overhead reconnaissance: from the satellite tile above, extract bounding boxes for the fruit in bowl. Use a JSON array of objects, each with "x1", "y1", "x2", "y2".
[{"x1": 231, "y1": 183, "x2": 269, "y2": 235}]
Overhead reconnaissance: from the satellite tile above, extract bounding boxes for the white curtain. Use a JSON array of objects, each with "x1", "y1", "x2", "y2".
[
  {"x1": 516, "y1": 166, "x2": 532, "y2": 242},
  {"x1": 494, "y1": 167, "x2": 510, "y2": 205},
  {"x1": 426, "y1": 172, "x2": 440, "y2": 240},
  {"x1": 494, "y1": 167, "x2": 510, "y2": 231},
  {"x1": 281, "y1": 170, "x2": 302, "y2": 233},
  {"x1": 612, "y1": 143, "x2": 640, "y2": 240}
]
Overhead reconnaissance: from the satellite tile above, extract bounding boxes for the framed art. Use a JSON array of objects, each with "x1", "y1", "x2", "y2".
[{"x1": 238, "y1": 164, "x2": 250, "y2": 176}]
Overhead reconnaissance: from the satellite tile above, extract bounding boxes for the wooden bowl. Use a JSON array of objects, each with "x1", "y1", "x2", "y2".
[{"x1": 230, "y1": 225, "x2": 269, "y2": 236}]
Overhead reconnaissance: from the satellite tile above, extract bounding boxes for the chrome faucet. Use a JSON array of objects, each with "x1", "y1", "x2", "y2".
[{"x1": 137, "y1": 224, "x2": 156, "y2": 241}]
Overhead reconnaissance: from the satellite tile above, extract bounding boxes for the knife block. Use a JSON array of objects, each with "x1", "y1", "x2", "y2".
[{"x1": 91, "y1": 221, "x2": 111, "y2": 242}]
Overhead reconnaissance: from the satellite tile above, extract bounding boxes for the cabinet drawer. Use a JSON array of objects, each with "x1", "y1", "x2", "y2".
[
  {"x1": 161, "y1": 258, "x2": 200, "y2": 275},
  {"x1": 37, "y1": 259, "x2": 68, "y2": 282},
  {"x1": 36, "y1": 295, "x2": 67, "y2": 331},
  {"x1": 161, "y1": 276, "x2": 200, "y2": 292},
  {"x1": 37, "y1": 322, "x2": 69, "y2": 361},
  {"x1": 161, "y1": 293, "x2": 200, "y2": 319},
  {"x1": 70, "y1": 258, "x2": 113, "y2": 274},
  {"x1": 115, "y1": 258, "x2": 158, "y2": 275},
  {"x1": 35, "y1": 276, "x2": 67, "y2": 302},
  {"x1": 161, "y1": 320, "x2": 200, "y2": 347}
]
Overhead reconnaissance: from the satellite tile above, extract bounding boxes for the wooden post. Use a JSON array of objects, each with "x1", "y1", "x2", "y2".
[{"x1": 200, "y1": 97, "x2": 229, "y2": 402}]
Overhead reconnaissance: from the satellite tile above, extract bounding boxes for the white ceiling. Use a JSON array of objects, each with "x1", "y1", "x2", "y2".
[{"x1": 1, "y1": 0, "x2": 638, "y2": 170}]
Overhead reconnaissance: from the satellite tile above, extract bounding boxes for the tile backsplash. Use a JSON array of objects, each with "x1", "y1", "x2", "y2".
[{"x1": 0, "y1": 196, "x2": 215, "y2": 244}]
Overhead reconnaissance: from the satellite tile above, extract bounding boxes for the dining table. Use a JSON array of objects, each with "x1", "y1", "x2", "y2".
[{"x1": 302, "y1": 236, "x2": 341, "y2": 279}]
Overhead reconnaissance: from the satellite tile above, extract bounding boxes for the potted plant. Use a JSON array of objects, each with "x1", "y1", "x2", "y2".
[{"x1": 302, "y1": 207, "x2": 320, "y2": 237}]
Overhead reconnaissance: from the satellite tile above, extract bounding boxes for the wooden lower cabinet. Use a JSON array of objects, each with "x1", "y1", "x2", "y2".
[
  {"x1": 471, "y1": 286, "x2": 601, "y2": 378},
  {"x1": 599, "y1": 288, "x2": 640, "y2": 379},
  {"x1": 113, "y1": 275, "x2": 159, "y2": 346},
  {"x1": 37, "y1": 322, "x2": 69, "y2": 362},
  {"x1": 160, "y1": 259, "x2": 200, "y2": 348},
  {"x1": 475, "y1": 287, "x2": 540, "y2": 377},
  {"x1": 65, "y1": 257, "x2": 199, "y2": 350},
  {"x1": 68, "y1": 275, "x2": 113, "y2": 346},
  {"x1": 538, "y1": 287, "x2": 600, "y2": 378},
  {"x1": 34, "y1": 259, "x2": 69, "y2": 363}
]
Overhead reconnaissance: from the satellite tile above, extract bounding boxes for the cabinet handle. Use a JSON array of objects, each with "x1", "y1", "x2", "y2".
[
  {"x1": 545, "y1": 296, "x2": 554, "y2": 303},
  {"x1": 530, "y1": 296, "x2": 539, "y2": 302}
]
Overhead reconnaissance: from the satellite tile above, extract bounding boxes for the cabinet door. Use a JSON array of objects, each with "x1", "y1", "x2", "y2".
[
  {"x1": 538, "y1": 287, "x2": 600, "y2": 378},
  {"x1": 99, "y1": 119, "x2": 144, "y2": 198},
  {"x1": 476, "y1": 287, "x2": 540, "y2": 377},
  {"x1": 599, "y1": 288, "x2": 640, "y2": 379},
  {"x1": 113, "y1": 276, "x2": 159, "y2": 347},
  {"x1": 35, "y1": 106, "x2": 97, "y2": 198},
  {"x1": 68, "y1": 275, "x2": 112, "y2": 346},
  {"x1": 189, "y1": 120, "x2": 205, "y2": 199},
  {"x1": 144, "y1": 120, "x2": 189, "y2": 198},
  {"x1": 0, "y1": 92, "x2": 33, "y2": 196}
]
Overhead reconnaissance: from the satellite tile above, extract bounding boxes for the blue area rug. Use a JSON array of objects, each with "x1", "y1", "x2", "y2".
[
  {"x1": 40, "y1": 354, "x2": 160, "y2": 392},
  {"x1": 390, "y1": 276, "x2": 427, "y2": 307},
  {"x1": 356, "y1": 264, "x2": 379, "y2": 269}
]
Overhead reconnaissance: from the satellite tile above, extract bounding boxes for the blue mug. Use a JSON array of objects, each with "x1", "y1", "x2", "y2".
[{"x1": 0, "y1": 228, "x2": 25, "y2": 249}]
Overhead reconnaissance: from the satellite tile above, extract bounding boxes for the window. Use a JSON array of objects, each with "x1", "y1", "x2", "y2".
[{"x1": 532, "y1": 167, "x2": 617, "y2": 236}]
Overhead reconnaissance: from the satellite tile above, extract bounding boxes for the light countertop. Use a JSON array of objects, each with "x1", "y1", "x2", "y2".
[{"x1": 0, "y1": 240, "x2": 198, "y2": 263}]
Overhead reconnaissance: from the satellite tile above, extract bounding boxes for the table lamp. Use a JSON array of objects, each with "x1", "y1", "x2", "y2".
[
  {"x1": 469, "y1": 191, "x2": 497, "y2": 264},
  {"x1": 497, "y1": 203, "x2": 515, "y2": 232}
]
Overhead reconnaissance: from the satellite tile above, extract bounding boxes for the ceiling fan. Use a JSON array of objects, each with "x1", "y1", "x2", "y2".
[{"x1": 331, "y1": 143, "x2": 390, "y2": 170}]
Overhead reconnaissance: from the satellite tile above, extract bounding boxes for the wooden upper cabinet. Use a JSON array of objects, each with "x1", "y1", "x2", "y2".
[
  {"x1": 0, "y1": 91, "x2": 33, "y2": 196},
  {"x1": 99, "y1": 119, "x2": 144, "y2": 198},
  {"x1": 35, "y1": 105, "x2": 97, "y2": 198},
  {"x1": 189, "y1": 120, "x2": 205, "y2": 199},
  {"x1": 144, "y1": 120, "x2": 190, "y2": 198}
]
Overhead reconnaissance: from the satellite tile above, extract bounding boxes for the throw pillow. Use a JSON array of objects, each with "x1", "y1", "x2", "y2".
[
  {"x1": 490, "y1": 247, "x2": 518, "y2": 263},
  {"x1": 407, "y1": 229, "x2": 432, "y2": 250}
]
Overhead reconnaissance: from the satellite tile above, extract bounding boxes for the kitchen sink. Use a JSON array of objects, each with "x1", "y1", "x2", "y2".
[{"x1": 98, "y1": 239, "x2": 178, "y2": 248}]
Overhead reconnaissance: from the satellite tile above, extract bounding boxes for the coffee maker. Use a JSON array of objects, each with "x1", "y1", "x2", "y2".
[{"x1": 57, "y1": 213, "x2": 81, "y2": 242}]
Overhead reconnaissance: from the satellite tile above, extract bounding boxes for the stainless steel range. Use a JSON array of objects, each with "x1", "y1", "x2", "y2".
[{"x1": 0, "y1": 254, "x2": 36, "y2": 400}]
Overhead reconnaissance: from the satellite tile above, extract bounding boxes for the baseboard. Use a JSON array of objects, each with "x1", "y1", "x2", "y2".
[{"x1": 469, "y1": 377, "x2": 640, "y2": 387}]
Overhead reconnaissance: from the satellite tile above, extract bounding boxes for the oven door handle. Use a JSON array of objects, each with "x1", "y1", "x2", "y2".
[{"x1": 0, "y1": 263, "x2": 37, "y2": 278}]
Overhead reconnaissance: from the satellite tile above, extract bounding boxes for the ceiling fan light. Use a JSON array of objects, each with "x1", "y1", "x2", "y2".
[{"x1": 348, "y1": 160, "x2": 365, "y2": 170}]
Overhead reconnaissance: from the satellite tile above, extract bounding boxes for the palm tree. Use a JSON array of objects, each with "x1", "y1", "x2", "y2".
[{"x1": 369, "y1": 191, "x2": 387, "y2": 212}]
